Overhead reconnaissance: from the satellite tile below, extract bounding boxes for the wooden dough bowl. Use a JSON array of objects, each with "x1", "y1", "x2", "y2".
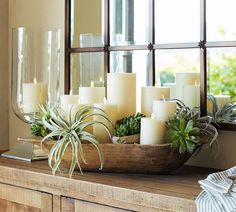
[{"x1": 41, "y1": 141, "x2": 191, "y2": 174}]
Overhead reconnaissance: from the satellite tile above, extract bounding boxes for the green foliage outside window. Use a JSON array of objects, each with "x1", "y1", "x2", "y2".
[{"x1": 207, "y1": 53, "x2": 236, "y2": 103}]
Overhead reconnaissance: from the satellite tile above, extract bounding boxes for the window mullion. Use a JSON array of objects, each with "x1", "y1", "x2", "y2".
[{"x1": 200, "y1": 0, "x2": 207, "y2": 116}]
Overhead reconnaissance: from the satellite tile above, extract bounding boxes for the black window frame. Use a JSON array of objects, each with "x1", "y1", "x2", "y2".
[{"x1": 65, "y1": 0, "x2": 236, "y2": 131}]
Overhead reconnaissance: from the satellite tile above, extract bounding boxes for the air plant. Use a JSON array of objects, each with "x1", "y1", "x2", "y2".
[
  {"x1": 207, "y1": 94, "x2": 236, "y2": 123},
  {"x1": 166, "y1": 100, "x2": 218, "y2": 154},
  {"x1": 38, "y1": 105, "x2": 112, "y2": 178}
]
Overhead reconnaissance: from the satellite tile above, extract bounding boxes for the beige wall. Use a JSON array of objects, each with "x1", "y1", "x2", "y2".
[
  {"x1": 3, "y1": 0, "x2": 236, "y2": 170},
  {"x1": 8, "y1": 0, "x2": 65, "y2": 148},
  {"x1": 0, "y1": 0, "x2": 9, "y2": 150},
  {"x1": 0, "y1": 0, "x2": 9, "y2": 149}
]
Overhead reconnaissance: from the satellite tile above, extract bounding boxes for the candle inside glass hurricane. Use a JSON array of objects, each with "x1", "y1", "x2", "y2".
[{"x1": 22, "y1": 77, "x2": 48, "y2": 113}]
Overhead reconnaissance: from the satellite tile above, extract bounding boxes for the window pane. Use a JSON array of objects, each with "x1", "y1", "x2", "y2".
[
  {"x1": 110, "y1": 50, "x2": 151, "y2": 111},
  {"x1": 155, "y1": 49, "x2": 200, "y2": 108},
  {"x1": 207, "y1": 48, "x2": 236, "y2": 124},
  {"x1": 207, "y1": 0, "x2": 236, "y2": 42},
  {"x1": 155, "y1": 0, "x2": 200, "y2": 44},
  {"x1": 71, "y1": 0, "x2": 104, "y2": 48},
  {"x1": 70, "y1": 52, "x2": 105, "y2": 93},
  {"x1": 110, "y1": 0, "x2": 151, "y2": 46}
]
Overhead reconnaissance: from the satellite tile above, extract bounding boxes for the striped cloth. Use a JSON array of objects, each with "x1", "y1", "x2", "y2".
[{"x1": 196, "y1": 166, "x2": 236, "y2": 212}]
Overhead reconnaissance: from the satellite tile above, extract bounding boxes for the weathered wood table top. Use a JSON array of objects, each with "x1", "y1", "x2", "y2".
[{"x1": 0, "y1": 157, "x2": 216, "y2": 211}]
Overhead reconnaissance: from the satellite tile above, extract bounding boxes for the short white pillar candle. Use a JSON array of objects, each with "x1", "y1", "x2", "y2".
[
  {"x1": 175, "y1": 72, "x2": 200, "y2": 101},
  {"x1": 140, "y1": 117, "x2": 166, "y2": 145},
  {"x1": 141, "y1": 86, "x2": 170, "y2": 116},
  {"x1": 214, "y1": 95, "x2": 231, "y2": 110},
  {"x1": 60, "y1": 92, "x2": 79, "y2": 114},
  {"x1": 107, "y1": 73, "x2": 136, "y2": 120},
  {"x1": 93, "y1": 102, "x2": 117, "y2": 143},
  {"x1": 153, "y1": 100, "x2": 177, "y2": 122},
  {"x1": 22, "y1": 78, "x2": 48, "y2": 113},
  {"x1": 79, "y1": 81, "x2": 105, "y2": 104}
]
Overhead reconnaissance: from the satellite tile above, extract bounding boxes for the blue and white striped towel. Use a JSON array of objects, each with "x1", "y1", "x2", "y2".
[{"x1": 196, "y1": 166, "x2": 236, "y2": 212}]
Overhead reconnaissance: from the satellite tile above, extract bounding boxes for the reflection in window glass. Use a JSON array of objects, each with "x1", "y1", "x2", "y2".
[
  {"x1": 155, "y1": 0, "x2": 200, "y2": 44},
  {"x1": 70, "y1": 53, "x2": 105, "y2": 93},
  {"x1": 207, "y1": 0, "x2": 236, "y2": 42},
  {"x1": 71, "y1": 0, "x2": 103, "y2": 48},
  {"x1": 207, "y1": 48, "x2": 236, "y2": 103},
  {"x1": 155, "y1": 49, "x2": 200, "y2": 108},
  {"x1": 110, "y1": 0, "x2": 151, "y2": 46},
  {"x1": 207, "y1": 48, "x2": 236, "y2": 123},
  {"x1": 110, "y1": 50, "x2": 151, "y2": 111}
]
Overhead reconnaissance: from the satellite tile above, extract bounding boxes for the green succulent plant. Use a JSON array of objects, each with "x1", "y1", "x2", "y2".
[
  {"x1": 207, "y1": 94, "x2": 236, "y2": 124},
  {"x1": 38, "y1": 105, "x2": 112, "y2": 177},
  {"x1": 31, "y1": 107, "x2": 51, "y2": 137},
  {"x1": 166, "y1": 100, "x2": 218, "y2": 154},
  {"x1": 114, "y1": 112, "x2": 145, "y2": 137}
]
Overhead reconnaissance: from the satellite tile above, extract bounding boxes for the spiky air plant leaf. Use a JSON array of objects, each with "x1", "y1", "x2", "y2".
[
  {"x1": 40, "y1": 105, "x2": 112, "y2": 178},
  {"x1": 207, "y1": 94, "x2": 236, "y2": 124},
  {"x1": 166, "y1": 100, "x2": 218, "y2": 154}
]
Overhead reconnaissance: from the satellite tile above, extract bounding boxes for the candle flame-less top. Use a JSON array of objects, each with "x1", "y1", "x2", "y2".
[{"x1": 91, "y1": 81, "x2": 94, "y2": 87}]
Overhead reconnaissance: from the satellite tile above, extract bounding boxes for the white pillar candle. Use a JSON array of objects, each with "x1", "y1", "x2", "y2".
[
  {"x1": 140, "y1": 117, "x2": 166, "y2": 145},
  {"x1": 79, "y1": 82, "x2": 105, "y2": 104},
  {"x1": 153, "y1": 100, "x2": 177, "y2": 122},
  {"x1": 183, "y1": 84, "x2": 200, "y2": 108},
  {"x1": 107, "y1": 73, "x2": 136, "y2": 120},
  {"x1": 93, "y1": 102, "x2": 117, "y2": 143},
  {"x1": 175, "y1": 73, "x2": 200, "y2": 101},
  {"x1": 163, "y1": 83, "x2": 176, "y2": 99},
  {"x1": 23, "y1": 78, "x2": 48, "y2": 113},
  {"x1": 214, "y1": 95, "x2": 231, "y2": 110},
  {"x1": 60, "y1": 93, "x2": 79, "y2": 114},
  {"x1": 141, "y1": 86, "x2": 170, "y2": 116}
]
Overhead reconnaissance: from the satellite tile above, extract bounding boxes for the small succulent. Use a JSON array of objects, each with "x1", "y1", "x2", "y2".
[
  {"x1": 38, "y1": 105, "x2": 112, "y2": 177},
  {"x1": 207, "y1": 94, "x2": 236, "y2": 123},
  {"x1": 166, "y1": 100, "x2": 218, "y2": 154},
  {"x1": 114, "y1": 113, "x2": 145, "y2": 137},
  {"x1": 31, "y1": 107, "x2": 51, "y2": 137}
]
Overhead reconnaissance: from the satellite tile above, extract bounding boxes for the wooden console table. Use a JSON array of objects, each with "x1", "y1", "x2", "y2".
[{"x1": 0, "y1": 157, "x2": 214, "y2": 212}]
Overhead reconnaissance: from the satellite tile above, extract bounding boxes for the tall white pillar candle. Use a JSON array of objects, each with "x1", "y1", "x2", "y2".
[
  {"x1": 107, "y1": 73, "x2": 136, "y2": 120},
  {"x1": 153, "y1": 100, "x2": 177, "y2": 122},
  {"x1": 183, "y1": 84, "x2": 200, "y2": 108},
  {"x1": 175, "y1": 73, "x2": 200, "y2": 101},
  {"x1": 141, "y1": 86, "x2": 170, "y2": 116},
  {"x1": 93, "y1": 103, "x2": 117, "y2": 143},
  {"x1": 79, "y1": 86, "x2": 105, "y2": 104},
  {"x1": 163, "y1": 83, "x2": 176, "y2": 99},
  {"x1": 23, "y1": 80, "x2": 48, "y2": 113},
  {"x1": 140, "y1": 117, "x2": 166, "y2": 145}
]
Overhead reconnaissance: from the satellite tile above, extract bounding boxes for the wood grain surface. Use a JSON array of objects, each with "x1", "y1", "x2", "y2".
[{"x1": 0, "y1": 157, "x2": 216, "y2": 211}]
